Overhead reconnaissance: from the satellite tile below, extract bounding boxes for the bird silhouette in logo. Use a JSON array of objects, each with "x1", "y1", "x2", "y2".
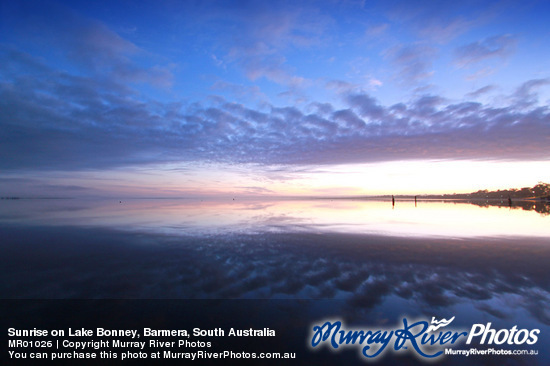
[{"x1": 427, "y1": 316, "x2": 456, "y2": 332}]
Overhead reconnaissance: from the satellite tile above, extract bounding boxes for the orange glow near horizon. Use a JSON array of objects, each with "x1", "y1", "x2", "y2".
[{"x1": 12, "y1": 159, "x2": 549, "y2": 198}]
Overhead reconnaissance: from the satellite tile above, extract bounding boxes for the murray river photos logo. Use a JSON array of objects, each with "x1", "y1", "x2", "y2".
[{"x1": 309, "y1": 316, "x2": 540, "y2": 360}]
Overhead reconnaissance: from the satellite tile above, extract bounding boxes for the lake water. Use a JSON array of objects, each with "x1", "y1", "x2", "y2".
[
  {"x1": 1, "y1": 198, "x2": 549, "y2": 365},
  {"x1": 2, "y1": 197, "x2": 549, "y2": 237}
]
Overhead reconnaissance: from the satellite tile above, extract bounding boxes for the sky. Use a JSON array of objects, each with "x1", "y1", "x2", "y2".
[{"x1": 1, "y1": 0, "x2": 549, "y2": 197}]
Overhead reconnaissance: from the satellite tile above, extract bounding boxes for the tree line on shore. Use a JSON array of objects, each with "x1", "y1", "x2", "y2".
[{"x1": 431, "y1": 182, "x2": 550, "y2": 200}]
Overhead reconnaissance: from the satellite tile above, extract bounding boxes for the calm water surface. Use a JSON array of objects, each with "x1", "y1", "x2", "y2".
[
  {"x1": 2, "y1": 197, "x2": 549, "y2": 237},
  {"x1": 1, "y1": 198, "x2": 549, "y2": 365}
]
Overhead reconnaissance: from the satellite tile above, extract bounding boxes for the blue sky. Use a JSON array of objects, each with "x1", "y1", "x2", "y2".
[{"x1": 1, "y1": 0, "x2": 549, "y2": 197}]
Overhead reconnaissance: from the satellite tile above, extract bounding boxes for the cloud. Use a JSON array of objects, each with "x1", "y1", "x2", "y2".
[
  {"x1": 346, "y1": 94, "x2": 386, "y2": 121},
  {"x1": 211, "y1": 81, "x2": 267, "y2": 103},
  {"x1": 384, "y1": 44, "x2": 437, "y2": 84},
  {"x1": 210, "y1": 1, "x2": 331, "y2": 87},
  {"x1": 512, "y1": 78, "x2": 550, "y2": 108},
  {"x1": 236, "y1": 186, "x2": 275, "y2": 195},
  {"x1": 229, "y1": 43, "x2": 304, "y2": 86},
  {"x1": 368, "y1": 78, "x2": 383, "y2": 88},
  {"x1": 325, "y1": 80, "x2": 360, "y2": 94},
  {"x1": 380, "y1": 0, "x2": 499, "y2": 43},
  {"x1": 332, "y1": 109, "x2": 366, "y2": 130},
  {"x1": 454, "y1": 34, "x2": 516, "y2": 68},
  {"x1": 417, "y1": 17, "x2": 475, "y2": 43},
  {"x1": 365, "y1": 23, "x2": 389, "y2": 38},
  {"x1": 4, "y1": 1, "x2": 173, "y2": 88},
  {"x1": 1, "y1": 47, "x2": 550, "y2": 171}
]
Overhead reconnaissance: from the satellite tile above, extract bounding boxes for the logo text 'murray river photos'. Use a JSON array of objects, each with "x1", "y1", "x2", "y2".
[{"x1": 310, "y1": 316, "x2": 539, "y2": 359}]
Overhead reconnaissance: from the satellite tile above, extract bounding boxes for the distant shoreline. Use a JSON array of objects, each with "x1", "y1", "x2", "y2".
[{"x1": 1, "y1": 183, "x2": 548, "y2": 202}]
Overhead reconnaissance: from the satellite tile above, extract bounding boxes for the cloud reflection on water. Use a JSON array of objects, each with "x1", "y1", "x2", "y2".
[{"x1": 2, "y1": 226, "x2": 549, "y2": 327}]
